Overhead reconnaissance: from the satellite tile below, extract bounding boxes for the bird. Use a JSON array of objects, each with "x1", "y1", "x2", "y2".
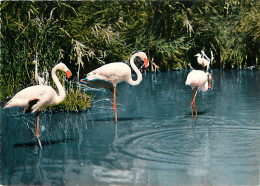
[
  {"x1": 33, "y1": 53, "x2": 49, "y2": 85},
  {"x1": 195, "y1": 53, "x2": 210, "y2": 72},
  {"x1": 4, "y1": 63, "x2": 72, "y2": 148},
  {"x1": 80, "y1": 51, "x2": 149, "y2": 123},
  {"x1": 185, "y1": 69, "x2": 212, "y2": 120},
  {"x1": 195, "y1": 50, "x2": 214, "y2": 72}
]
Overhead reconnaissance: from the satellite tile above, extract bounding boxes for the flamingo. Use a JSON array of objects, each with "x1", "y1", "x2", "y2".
[
  {"x1": 195, "y1": 50, "x2": 214, "y2": 72},
  {"x1": 195, "y1": 53, "x2": 210, "y2": 72},
  {"x1": 185, "y1": 70, "x2": 212, "y2": 120},
  {"x1": 33, "y1": 53, "x2": 49, "y2": 85},
  {"x1": 80, "y1": 51, "x2": 149, "y2": 123},
  {"x1": 4, "y1": 63, "x2": 72, "y2": 148}
]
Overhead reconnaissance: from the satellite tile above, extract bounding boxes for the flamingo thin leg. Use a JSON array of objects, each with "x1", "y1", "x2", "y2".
[
  {"x1": 191, "y1": 88, "x2": 194, "y2": 119},
  {"x1": 191, "y1": 87, "x2": 199, "y2": 120},
  {"x1": 35, "y1": 111, "x2": 42, "y2": 149},
  {"x1": 194, "y1": 96, "x2": 198, "y2": 120},
  {"x1": 113, "y1": 87, "x2": 117, "y2": 123}
]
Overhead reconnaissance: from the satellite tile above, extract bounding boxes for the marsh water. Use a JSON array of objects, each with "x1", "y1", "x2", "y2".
[{"x1": 1, "y1": 69, "x2": 260, "y2": 185}]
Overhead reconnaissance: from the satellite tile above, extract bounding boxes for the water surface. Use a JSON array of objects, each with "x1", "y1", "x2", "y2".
[{"x1": 1, "y1": 70, "x2": 259, "y2": 185}]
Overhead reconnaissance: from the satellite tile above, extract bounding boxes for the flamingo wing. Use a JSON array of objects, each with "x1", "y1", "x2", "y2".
[{"x1": 24, "y1": 98, "x2": 40, "y2": 113}]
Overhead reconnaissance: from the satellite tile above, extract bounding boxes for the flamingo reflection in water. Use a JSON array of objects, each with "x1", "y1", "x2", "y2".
[
  {"x1": 4, "y1": 63, "x2": 72, "y2": 149},
  {"x1": 81, "y1": 51, "x2": 149, "y2": 123}
]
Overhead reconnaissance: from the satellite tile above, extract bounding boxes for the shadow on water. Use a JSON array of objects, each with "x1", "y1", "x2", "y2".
[
  {"x1": 184, "y1": 110, "x2": 209, "y2": 117},
  {"x1": 1, "y1": 70, "x2": 260, "y2": 185},
  {"x1": 88, "y1": 116, "x2": 145, "y2": 122},
  {"x1": 14, "y1": 138, "x2": 75, "y2": 148}
]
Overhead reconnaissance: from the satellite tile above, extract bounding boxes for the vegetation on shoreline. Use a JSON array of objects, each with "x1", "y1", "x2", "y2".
[
  {"x1": 41, "y1": 88, "x2": 92, "y2": 112},
  {"x1": 1, "y1": 1, "x2": 259, "y2": 110}
]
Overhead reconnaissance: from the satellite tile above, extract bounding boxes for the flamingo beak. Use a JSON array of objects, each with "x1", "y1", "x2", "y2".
[
  {"x1": 208, "y1": 81, "x2": 212, "y2": 90},
  {"x1": 66, "y1": 70, "x2": 72, "y2": 79},
  {"x1": 80, "y1": 77, "x2": 87, "y2": 82},
  {"x1": 144, "y1": 58, "x2": 149, "y2": 68}
]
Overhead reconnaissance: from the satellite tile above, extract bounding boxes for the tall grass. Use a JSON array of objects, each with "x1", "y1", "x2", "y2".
[{"x1": 1, "y1": 1, "x2": 259, "y2": 106}]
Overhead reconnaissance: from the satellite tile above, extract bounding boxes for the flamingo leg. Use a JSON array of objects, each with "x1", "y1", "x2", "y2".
[
  {"x1": 35, "y1": 110, "x2": 42, "y2": 149},
  {"x1": 191, "y1": 88, "x2": 194, "y2": 119},
  {"x1": 191, "y1": 87, "x2": 199, "y2": 120},
  {"x1": 194, "y1": 95, "x2": 198, "y2": 120},
  {"x1": 113, "y1": 86, "x2": 117, "y2": 123}
]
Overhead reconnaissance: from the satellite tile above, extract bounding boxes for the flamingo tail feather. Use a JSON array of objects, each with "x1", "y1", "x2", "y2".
[{"x1": 24, "y1": 98, "x2": 40, "y2": 113}]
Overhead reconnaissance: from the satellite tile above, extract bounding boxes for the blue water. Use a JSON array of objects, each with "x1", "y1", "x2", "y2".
[{"x1": 1, "y1": 69, "x2": 260, "y2": 185}]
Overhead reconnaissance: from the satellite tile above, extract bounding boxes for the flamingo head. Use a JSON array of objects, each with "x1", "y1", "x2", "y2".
[
  {"x1": 195, "y1": 53, "x2": 201, "y2": 57},
  {"x1": 207, "y1": 72, "x2": 212, "y2": 90},
  {"x1": 55, "y1": 63, "x2": 72, "y2": 79},
  {"x1": 137, "y1": 52, "x2": 149, "y2": 68}
]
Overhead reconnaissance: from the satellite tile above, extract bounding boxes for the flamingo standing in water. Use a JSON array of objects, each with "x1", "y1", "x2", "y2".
[
  {"x1": 185, "y1": 70, "x2": 212, "y2": 120},
  {"x1": 4, "y1": 63, "x2": 72, "y2": 148},
  {"x1": 81, "y1": 51, "x2": 149, "y2": 123}
]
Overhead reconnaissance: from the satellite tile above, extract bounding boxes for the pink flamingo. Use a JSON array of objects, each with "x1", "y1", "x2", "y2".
[
  {"x1": 81, "y1": 51, "x2": 149, "y2": 123},
  {"x1": 4, "y1": 63, "x2": 72, "y2": 148},
  {"x1": 185, "y1": 70, "x2": 212, "y2": 120}
]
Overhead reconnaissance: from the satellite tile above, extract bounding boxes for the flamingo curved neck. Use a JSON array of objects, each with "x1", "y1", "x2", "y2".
[
  {"x1": 51, "y1": 67, "x2": 66, "y2": 104},
  {"x1": 128, "y1": 53, "x2": 142, "y2": 86}
]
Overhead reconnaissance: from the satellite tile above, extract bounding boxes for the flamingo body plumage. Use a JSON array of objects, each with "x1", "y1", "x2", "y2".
[
  {"x1": 81, "y1": 51, "x2": 149, "y2": 123},
  {"x1": 185, "y1": 70, "x2": 211, "y2": 92},
  {"x1": 86, "y1": 62, "x2": 133, "y2": 86},
  {"x1": 5, "y1": 85, "x2": 61, "y2": 113}
]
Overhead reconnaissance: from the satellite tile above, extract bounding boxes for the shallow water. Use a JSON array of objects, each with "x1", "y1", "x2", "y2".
[{"x1": 1, "y1": 69, "x2": 260, "y2": 185}]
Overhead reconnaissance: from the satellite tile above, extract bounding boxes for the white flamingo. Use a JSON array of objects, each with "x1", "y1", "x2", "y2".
[
  {"x1": 195, "y1": 50, "x2": 214, "y2": 72},
  {"x1": 195, "y1": 53, "x2": 210, "y2": 72},
  {"x1": 185, "y1": 70, "x2": 212, "y2": 120},
  {"x1": 33, "y1": 53, "x2": 49, "y2": 85},
  {"x1": 80, "y1": 51, "x2": 149, "y2": 123},
  {"x1": 4, "y1": 63, "x2": 72, "y2": 148}
]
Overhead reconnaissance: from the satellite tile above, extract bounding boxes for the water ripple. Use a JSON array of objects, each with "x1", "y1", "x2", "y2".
[{"x1": 115, "y1": 118, "x2": 260, "y2": 166}]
